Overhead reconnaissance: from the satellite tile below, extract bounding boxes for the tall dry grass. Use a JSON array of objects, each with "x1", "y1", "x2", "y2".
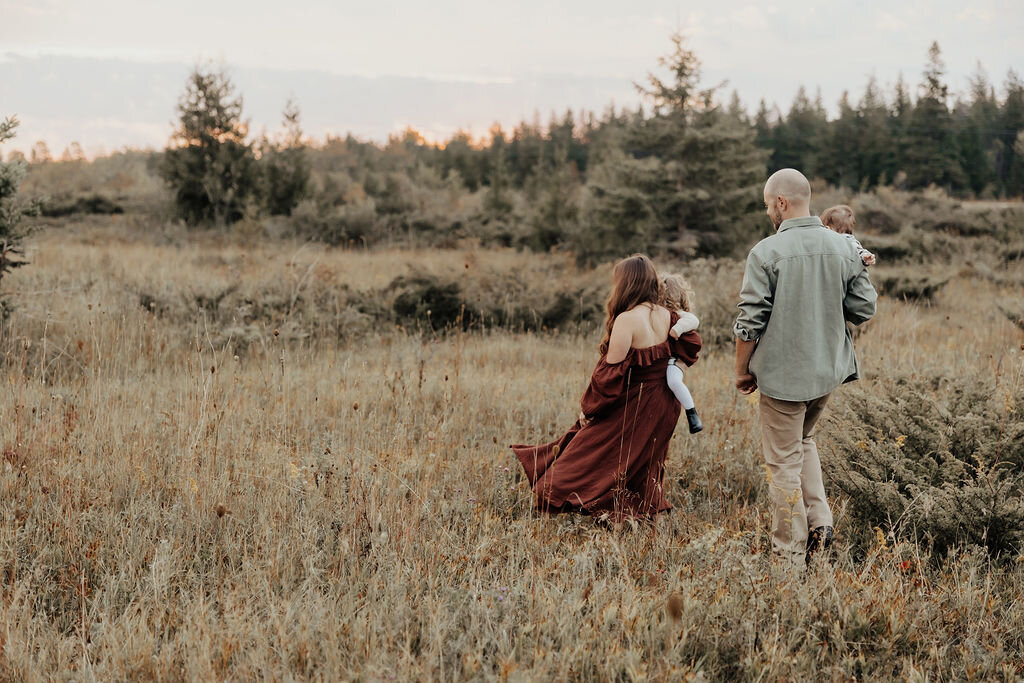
[{"x1": 1, "y1": 221, "x2": 1023, "y2": 679}]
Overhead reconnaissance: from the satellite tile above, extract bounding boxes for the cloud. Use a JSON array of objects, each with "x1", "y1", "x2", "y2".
[
  {"x1": 729, "y1": 5, "x2": 770, "y2": 29},
  {"x1": 876, "y1": 10, "x2": 908, "y2": 31},
  {"x1": 956, "y1": 7, "x2": 994, "y2": 22}
]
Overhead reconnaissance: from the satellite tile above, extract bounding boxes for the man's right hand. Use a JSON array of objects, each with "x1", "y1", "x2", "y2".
[{"x1": 735, "y1": 373, "x2": 757, "y2": 395}]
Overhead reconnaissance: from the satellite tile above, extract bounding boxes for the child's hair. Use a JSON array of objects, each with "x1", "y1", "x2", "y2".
[
  {"x1": 659, "y1": 273, "x2": 694, "y2": 312},
  {"x1": 821, "y1": 204, "x2": 856, "y2": 235}
]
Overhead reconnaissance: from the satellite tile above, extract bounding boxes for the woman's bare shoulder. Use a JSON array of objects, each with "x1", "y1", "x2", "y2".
[{"x1": 614, "y1": 306, "x2": 648, "y2": 327}]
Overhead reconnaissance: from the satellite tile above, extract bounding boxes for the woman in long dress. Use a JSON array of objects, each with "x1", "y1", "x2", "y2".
[{"x1": 511, "y1": 254, "x2": 702, "y2": 522}]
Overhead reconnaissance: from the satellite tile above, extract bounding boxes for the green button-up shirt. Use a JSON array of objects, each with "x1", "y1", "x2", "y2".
[{"x1": 734, "y1": 216, "x2": 877, "y2": 401}]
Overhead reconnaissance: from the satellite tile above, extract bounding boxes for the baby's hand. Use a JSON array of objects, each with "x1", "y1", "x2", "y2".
[
  {"x1": 863, "y1": 253, "x2": 876, "y2": 266},
  {"x1": 669, "y1": 328, "x2": 680, "y2": 339}
]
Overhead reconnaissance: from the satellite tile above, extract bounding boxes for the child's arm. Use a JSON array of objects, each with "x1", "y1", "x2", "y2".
[
  {"x1": 669, "y1": 311, "x2": 700, "y2": 339},
  {"x1": 845, "y1": 233, "x2": 876, "y2": 267}
]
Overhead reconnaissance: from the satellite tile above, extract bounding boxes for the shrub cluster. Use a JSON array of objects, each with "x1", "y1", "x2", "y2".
[
  {"x1": 822, "y1": 374, "x2": 1024, "y2": 558},
  {"x1": 134, "y1": 264, "x2": 610, "y2": 353},
  {"x1": 40, "y1": 193, "x2": 123, "y2": 218}
]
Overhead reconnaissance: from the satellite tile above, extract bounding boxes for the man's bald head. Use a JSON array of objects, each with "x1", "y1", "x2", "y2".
[
  {"x1": 764, "y1": 169, "x2": 811, "y2": 205},
  {"x1": 763, "y1": 168, "x2": 811, "y2": 229}
]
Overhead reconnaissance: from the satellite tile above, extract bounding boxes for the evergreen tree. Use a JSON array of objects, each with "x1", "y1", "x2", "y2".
[
  {"x1": 889, "y1": 73, "x2": 913, "y2": 187},
  {"x1": 161, "y1": 66, "x2": 257, "y2": 226},
  {"x1": 577, "y1": 148, "x2": 663, "y2": 261},
  {"x1": 904, "y1": 42, "x2": 966, "y2": 190},
  {"x1": 580, "y1": 33, "x2": 766, "y2": 261},
  {"x1": 857, "y1": 76, "x2": 892, "y2": 187},
  {"x1": 956, "y1": 64, "x2": 999, "y2": 195},
  {"x1": 829, "y1": 91, "x2": 860, "y2": 188},
  {"x1": 30, "y1": 141, "x2": 51, "y2": 164},
  {"x1": 523, "y1": 139, "x2": 580, "y2": 251},
  {"x1": 507, "y1": 117, "x2": 544, "y2": 186},
  {"x1": 483, "y1": 127, "x2": 514, "y2": 217},
  {"x1": 438, "y1": 131, "x2": 484, "y2": 191},
  {"x1": 0, "y1": 117, "x2": 37, "y2": 297},
  {"x1": 772, "y1": 87, "x2": 828, "y2": 176},
  {"x1": 1000, "y1": 70, "x2": 1024, "y2": 196},
  {"x1": 261, "y1": 99, "x2": 311, "y2": 216},
  {"x1": 752, "y1": 99, "x2": 775, "y2": 152},
  {"x1": 727, "y1": 90, "x2": 748, "y2": 124}
]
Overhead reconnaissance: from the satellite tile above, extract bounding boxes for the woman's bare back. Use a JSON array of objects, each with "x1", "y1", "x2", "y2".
[
  {"x1": 605, "y1": 304, "x2": 672, "y2": 363},
  {"x1": 624, "y1": 304, "x2": 672, "y2": 349}
]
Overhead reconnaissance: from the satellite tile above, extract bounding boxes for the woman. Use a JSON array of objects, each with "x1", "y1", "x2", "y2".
[{"x1": 511, "y1": 254, "x2": 702, "y2": 522}]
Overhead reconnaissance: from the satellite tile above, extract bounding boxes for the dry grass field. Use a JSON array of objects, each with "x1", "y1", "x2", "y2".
[{"x1": 1, "y1": 220, "x2": 1023, "y2": 679}]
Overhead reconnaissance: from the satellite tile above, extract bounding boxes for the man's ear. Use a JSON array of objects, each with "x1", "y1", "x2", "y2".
[{"x1": 777, "y1": 196, "x2": 788, "y2": 213}]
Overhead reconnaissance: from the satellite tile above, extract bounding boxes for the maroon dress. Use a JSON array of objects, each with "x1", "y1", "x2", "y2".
[{"x1": 512, "y1": 313, "x2": 702, "y2": 522}]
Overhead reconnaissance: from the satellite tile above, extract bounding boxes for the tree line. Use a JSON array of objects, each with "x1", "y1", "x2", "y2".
[
  {"x1": 15, "y1": 38, "x2": 1024, "y2": 263},
  {"x1": 754, "y1": 42, "x2": 1024, "y2": 198}
]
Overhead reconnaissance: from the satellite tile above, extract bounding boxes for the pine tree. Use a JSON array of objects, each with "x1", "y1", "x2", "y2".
[
  {"x1": 857, "y1": 77, "x2": 892, "y2": 187},
  {"x1": 904, "y1": 42, "x2": 967, "y2": 190},
  {"x1": 956, "y1": 64, "x2": 999, "y2": 195},
  {"x1": 0, "y1": 117, "x2": 37, "y2": 300},
  {"x1": 889, "y1": 73, "x2": 913, "y2": 187},
  {"x1": 483, "y1": 128, "x2": 514, "y2": 217},
  {"x1": 1000, "y1": 70, "x2": 1024, "y2": 196},
  {"x1": 523, "y1": 139, "x2": 580, "y2": 251},
  {"x1": 260, "y1": 99, "x2": 311, "y2": 216},
  {"x1": 161, "y1": 66, "x2": 257, "y2": 226},
  {"x1": 727, "y1": 91, "x2": 748, "y2": 124},
  {"x1": 507, "y1": 117, "x2": 544, "y2": 186},
  {"x1": 752, "y1": 99, "x2": 775, "y2": 152},
  {"x1": 438, "y1": 130, "x2": 484, "y2": 192},
  {"x1": 829, "y1": 91, "x2": 860, "y2": 188},
  {"x1": 577, "y1": 148, "x2": 663, "y2": 261},
  {"x1": 772, "y1": 87, "x2": 828, "y2": 176},
  {"x1": 30, "y1": 141, "x2": 51, "y2": 164},
  {"x1": 579, "y1": 33, "x2": 766, "y2": 261}
]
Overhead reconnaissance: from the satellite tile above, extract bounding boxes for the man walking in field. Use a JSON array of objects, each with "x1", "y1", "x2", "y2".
[{"x1": 733, "y1": 169, "x2": 877, "y2": 566}]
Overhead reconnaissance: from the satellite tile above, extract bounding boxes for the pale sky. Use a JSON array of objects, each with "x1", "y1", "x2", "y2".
[{"x1": 2, "y1": 0, "x2": 1022, "y2": 155}]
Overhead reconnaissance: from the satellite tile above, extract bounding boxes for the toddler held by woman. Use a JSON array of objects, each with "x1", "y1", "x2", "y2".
[{"x1": 661, "y1": 274, "x2": 703, "y2": 434}]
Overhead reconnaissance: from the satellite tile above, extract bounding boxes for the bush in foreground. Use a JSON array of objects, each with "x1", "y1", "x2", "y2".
[{"x1": 822, "y1": 374, "x2": 1024, "y2": 558}]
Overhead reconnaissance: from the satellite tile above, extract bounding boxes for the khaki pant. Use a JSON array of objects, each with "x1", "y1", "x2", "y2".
[{"x1": 759, "y1": 393, "x2": 834, "y2": 561}]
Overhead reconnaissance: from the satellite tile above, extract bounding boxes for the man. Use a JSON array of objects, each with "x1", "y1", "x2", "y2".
[{"x1": 734, "y1": 168, "x2": 877, "y2": 566}]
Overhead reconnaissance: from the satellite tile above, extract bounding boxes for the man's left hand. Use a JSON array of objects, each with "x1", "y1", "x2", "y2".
[{"x1": 736, "y1": 373, "x2": 757, "y2": 395}]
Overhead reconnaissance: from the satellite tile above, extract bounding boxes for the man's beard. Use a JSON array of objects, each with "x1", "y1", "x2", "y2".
[{"x1": 770, "y1": 209, "x2": 783, "y2": 230}]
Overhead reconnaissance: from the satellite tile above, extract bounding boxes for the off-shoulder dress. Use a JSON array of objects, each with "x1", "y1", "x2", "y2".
[{"x1": 512, "y1": 313, "x2": 702, "y2": 522}]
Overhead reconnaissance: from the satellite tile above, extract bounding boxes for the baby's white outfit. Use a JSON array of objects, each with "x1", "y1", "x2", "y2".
[{"x1": 667, "y1": 311, "x2": 699, "y2": 410}]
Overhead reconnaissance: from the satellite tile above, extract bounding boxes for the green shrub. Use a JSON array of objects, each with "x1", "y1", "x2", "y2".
[
  {"x1": 822, "y1": 375, "x2": 1024, "y2": 558},
  {"x1": 390, "y1": 275, "x2": 474, "y2": 331},
  {"x1": 40, "y1": 193, "x2": 123, "y2": 217},
  {"x1": 996, "y1": 300, "x2": 1024, "y2": 332},
  {"x1": 865, "y1": 229, "x2": 961, "y2": 264},
  {"x1": 1001, "y1": 243, "x2": 1024, "y2": 263},
  {"x1": 851, "y1": 191, "x2": 904, "y2": 233},
  {"x1": 871, "y1": 267, "x2": 950, "y2": 302}
]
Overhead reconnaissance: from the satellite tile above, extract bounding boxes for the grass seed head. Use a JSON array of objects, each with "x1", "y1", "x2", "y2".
[{"x1": 667, "y1": 593, "x2": 683, "y2": 621}]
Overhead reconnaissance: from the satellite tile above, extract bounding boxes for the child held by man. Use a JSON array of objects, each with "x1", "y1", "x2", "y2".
[{"x1": 821, "y1": 204, "x2": 876, "y2": 266}]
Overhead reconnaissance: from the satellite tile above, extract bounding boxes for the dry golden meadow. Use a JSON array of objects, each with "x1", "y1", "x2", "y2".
[{"x1": 2, "y1": 219, "x2": 1024, "y2": 680}]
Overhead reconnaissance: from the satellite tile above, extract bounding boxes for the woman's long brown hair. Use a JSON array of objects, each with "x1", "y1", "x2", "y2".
[{"x1": 599, "y1": 254, "x2": 661, "y2": 356}]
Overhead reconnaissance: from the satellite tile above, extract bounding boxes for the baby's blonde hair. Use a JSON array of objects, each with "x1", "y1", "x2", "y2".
[
  {"x1": 660, "y1": 273, "x2": 694, "y2": 312},
  {"x1": 821, "y1": 204, "x2": 856, "y2": 235}
]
